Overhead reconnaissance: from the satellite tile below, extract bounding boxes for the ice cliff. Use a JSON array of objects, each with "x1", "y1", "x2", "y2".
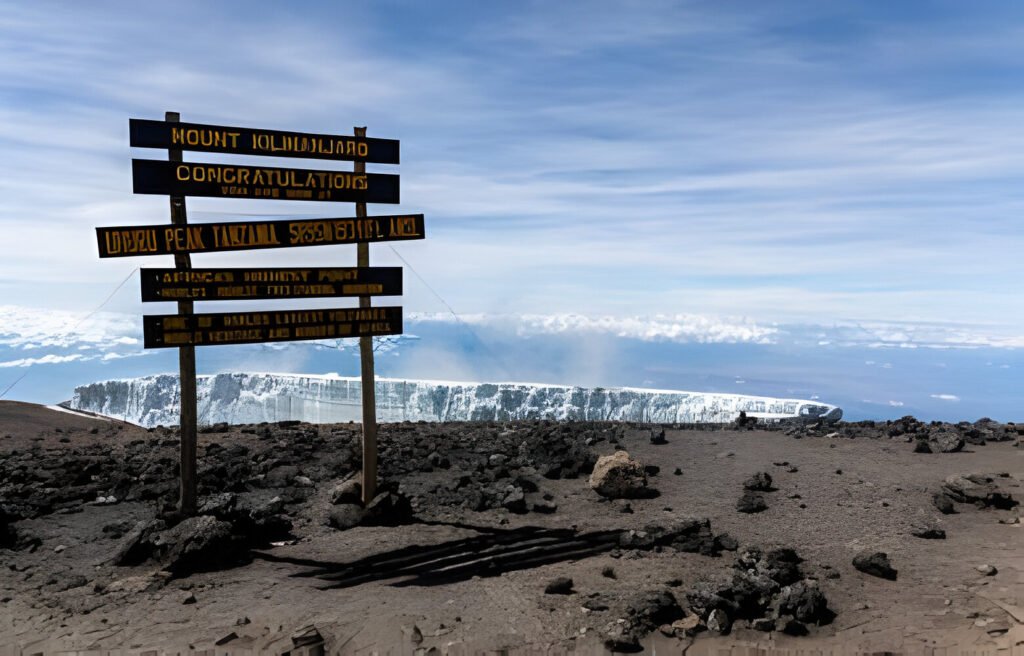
[{"x1": 66, "y1": 373, "x2": 841, "y2": 427}]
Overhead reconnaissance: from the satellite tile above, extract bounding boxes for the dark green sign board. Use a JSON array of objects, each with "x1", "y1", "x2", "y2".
[
  {"x1": 96, "y1": 214, "x2": 424, "y2": 258},
  {"x1": 129, "y1": 118, "x2": 400, "y2": 164},
  {"x1": 140, "y1": 266, "x2": 403, "y2": 302},
  {"x1": 143, "y1": 306, "x2": 403, "y2": 348},
  {"x1": 132, "y1": 159, "x2": 400, "y2": 203}
]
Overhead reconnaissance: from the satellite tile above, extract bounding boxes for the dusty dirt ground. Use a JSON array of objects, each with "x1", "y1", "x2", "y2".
[{"x1": 0, "y1": 401, "x2": 1022, "y2": 655}]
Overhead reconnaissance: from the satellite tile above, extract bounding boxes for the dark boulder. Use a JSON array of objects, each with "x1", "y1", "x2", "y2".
[
  {"x1": 942, "y1": 474, "x2": 1018, "y2": 510},
  {"x1": 500, "y1": 487, "x2": 528, "y2": 514},
  {"x1": 743, "y1": 472, "x2": 774, "y2": 492},
  {"x1": 852, "y1": 551, "x2": 897, "y2": 580},
  {"x1": 933, "y1": 493, "x2": 957, "y2": 514},
  {"x1": 737, "y1": 491, "x2": 768, "y2": 513},
  {"x1": 327, "y1": 504, "x2": 365, "y2": 530},
  {"x1": 772, "y1": 580, "x2": 832, "y2": 625},
  {"x1": 911, "y1": 524, "x2": 946, "y2": 539},
  {"x1": 544, "y1": 576, "x2": 574, "y2": 594},
  {"x1": 600, "y1": 588, "x2": 683, "y2": 652},
  {"x1": 0, "y1": 506, "x2": 16, "y2": 548},
  {"x1": 110, "y1": 518, "x2": 167, "y2": 566},
  {"x1": 329, "y1": 479, "x2": 362, "y2": 505},
  {"x1": 362, "y1": 490, "x2": 413, "y2": 526},
  {"x1": 151, "y1": 515, "x2": 242, "y2": 576},
  {"x1": 929, "y1": 431, "x2": 964, "y2": 453}
]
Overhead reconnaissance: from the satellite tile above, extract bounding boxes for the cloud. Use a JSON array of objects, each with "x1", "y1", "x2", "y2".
[
  {"x1": 409, "y1": 312, "x2": 778, "y2": 344},
  {"x1": 2, "y1": 1, "x2": 1024, "y2": 335},
  {"x1": 930, "y1": 394, "x2": 960, "y2": 402},
  {"x1": 0, "y1": 354, "x2": 87, "y2": 368}
]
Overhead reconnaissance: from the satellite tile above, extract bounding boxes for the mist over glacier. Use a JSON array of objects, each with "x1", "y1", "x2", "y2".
[{"x1": 2, "y1": 309, "x2": 1019, "y2": 423}]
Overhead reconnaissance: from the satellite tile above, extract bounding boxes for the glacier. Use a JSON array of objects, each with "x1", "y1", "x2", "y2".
[{"x1": 66, "y1": 373, "x2": 842, "y2": 428}]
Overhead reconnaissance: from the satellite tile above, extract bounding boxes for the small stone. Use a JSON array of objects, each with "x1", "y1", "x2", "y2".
[
  {"x1": 853, "y1": 551, "x2": 897, "y2": 580},
  {"x1": 736, "y1": 490, "x2": 768, "y2": 513},
  {"x1": 743, "y1": 472, "x2": 773, "y2": 491},
  {"x1": 544, "y1": 577, "x2": 574, "y2": 594},
  {"x1": 673, "y1": 467, "x2": 682, "y2": 476},
  {"x1": 329, "y1": 479, "x2": 362, "y2": 505},
  {"x1": 976, "y1": 564, "x2": 997, "y2": 576},
  {"x1": 706, "y1": 608, "x2": 731, "y2": 634},
  {"x1": 53, "y1": 545, "x2": 66, "y2": 553},
  {"x1": 182, "y1": 592, "x2": 197, "y2": 604},
  {"x1": 601, "y1": 566, "x2": 616, "y2": 579},
  {"x1": 933, "y1": 493, "x2": 956, "y2": 515},
  {"x1": 911, "y1": 526, "x2": 946, "y2": 540}
]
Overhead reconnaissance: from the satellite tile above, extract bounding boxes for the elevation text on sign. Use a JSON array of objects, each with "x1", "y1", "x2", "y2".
[{"x1": 96, "y1": 214, "x2": 425, "y2": 257}]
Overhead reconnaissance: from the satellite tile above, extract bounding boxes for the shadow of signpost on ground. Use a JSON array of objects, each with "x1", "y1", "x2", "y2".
[{"x1": 252, "y1": 523, "x2": 623, "y2": 589}]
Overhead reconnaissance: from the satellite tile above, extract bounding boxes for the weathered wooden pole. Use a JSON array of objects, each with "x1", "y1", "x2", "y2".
[
  {"x1": 354, "y1": 126, "x2": 378, "y2": 504},
  {"x1": 166, "y1": 111, "x2": 198, "y2": 516}
]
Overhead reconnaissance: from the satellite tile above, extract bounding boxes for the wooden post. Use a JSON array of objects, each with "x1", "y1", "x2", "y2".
[
  {"x1": 355, "y1": 126, "x2": 378, "y2": 505},
  {"x1": 166, "y1": 111, "x2": 198, "y2": 516}
]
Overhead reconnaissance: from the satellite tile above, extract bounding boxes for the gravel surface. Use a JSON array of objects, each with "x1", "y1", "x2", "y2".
[{"x1": 1, "y1": 401, "x2": 1022, "y2": 654}]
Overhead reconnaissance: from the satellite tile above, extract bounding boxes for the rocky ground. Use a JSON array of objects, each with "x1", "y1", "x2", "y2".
[{"x1": 0, "y1": 400, "x2": 1022, "y2": 655}]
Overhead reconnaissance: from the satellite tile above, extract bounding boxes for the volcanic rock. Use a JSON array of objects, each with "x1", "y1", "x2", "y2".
[
  {"x1": 706, "y1": 608, "x2": 731, "y2": 634},
  {"x1": 933, "y1": 493, "x2": 957, "y2": 514},
  {"x1": 589, "y1": 451, "x2": 656, "y2": 499},
  {"x1": 110, "y1": 518, "x2": 167, "y2": 566},
  {"x1": 331, "y1": 478, "x2": 364, "y2": 503},
  {"x1": 853, "y1": 551, "x2": 897, "y2": 580},
  {"x1": 743, "y1": 472, "x2": 774, "y2": 492},
  {"x1": 737, "y1": 490, "x2": 768, "y2": 513},
  {"x1": 543, "y1": 576, "x2": 573, "y2": 594},
  {"x1": 0, "y1": 506, "x2": 17, "y2": 548},
  {"x1": 327, "y1": 504, "x2": 365, "y2": 530},
  {"x1": 910, "y1": 523, "x2": 946, "y2": 539},
  {"x1": 151, "y1": 515, "x2": 241, "y2": 576},
  {"x1": 500, "y1": 487, "x2": 528, "y2": 514},
  {"x1": 929, "y1": 430, "x2": 965, "y2": 453},
  {"x1": 714, "y1": 533, "x2": 739, "y2": 551},
  {"x1": 772, "y1": 580, "x2": 831, "y2": 625},
  {"x1": 198, "y1": 493, "x2": 237, "y2": 518},
  {"x1": 942, "y1": 473, "x2": 1018, "y2": 509},
  {"x1": 362, "y1": 490, "x2": 413, "y2": 526},
  {"x1": 600, "y1": 588, "x2": 683, "y2": 651}
]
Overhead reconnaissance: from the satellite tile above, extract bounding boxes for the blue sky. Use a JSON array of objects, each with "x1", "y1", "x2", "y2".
[{"x1": 1, "y1": 1, "x2": 1022, "y2": 418}]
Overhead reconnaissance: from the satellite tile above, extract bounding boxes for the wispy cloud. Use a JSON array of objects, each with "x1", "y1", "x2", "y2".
[
  {"x1": 930, "y1": 393, "x2": 960, "y2": 402},
  {"x1": 1, "y1": 2, "x2": 1022, "y2": 366}
]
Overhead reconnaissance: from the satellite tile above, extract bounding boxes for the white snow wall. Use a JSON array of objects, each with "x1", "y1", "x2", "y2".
[{"x1": 67, "y1": 373, "x2": 841, "y2": 428}]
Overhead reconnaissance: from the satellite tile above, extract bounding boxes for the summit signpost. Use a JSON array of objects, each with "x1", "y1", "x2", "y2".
[{"x1": 97, "y1": 114, "x2": 423, "y2": 513}]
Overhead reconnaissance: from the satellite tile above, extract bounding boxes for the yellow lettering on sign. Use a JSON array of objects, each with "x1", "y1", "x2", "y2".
[{"x1": 164, "y1": 317, "x2": 187, "y2": 330}]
